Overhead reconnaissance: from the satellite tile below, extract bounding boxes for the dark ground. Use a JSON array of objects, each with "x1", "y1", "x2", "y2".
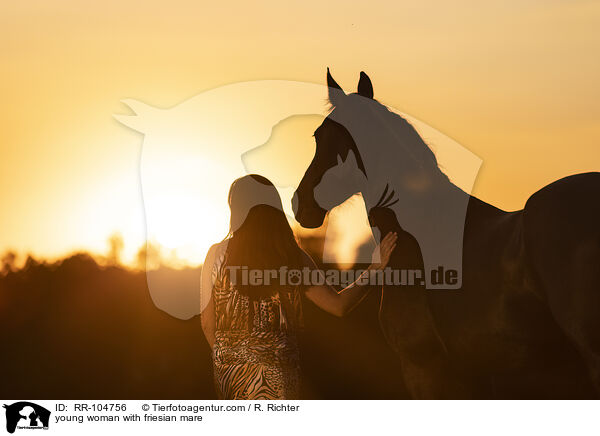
[{"x1": 0, "y1": 250, "x2": 407, "y2": 399}]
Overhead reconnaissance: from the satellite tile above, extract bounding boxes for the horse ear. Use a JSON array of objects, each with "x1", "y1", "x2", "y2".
[
  {"x1": 327, "y1": 67, "x2": 345, "y2": 106},
  {"x1": 357, "y1": 71, "x2": 374, "y2": 99}
]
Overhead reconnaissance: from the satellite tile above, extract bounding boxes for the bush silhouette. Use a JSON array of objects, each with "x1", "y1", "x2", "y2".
[{"x1": 0, "y1": 247, "x2": 406, "y2": 399}]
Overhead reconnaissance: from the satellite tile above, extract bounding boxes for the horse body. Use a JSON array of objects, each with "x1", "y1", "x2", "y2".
[
  {"x1": 374, "y1": 173, "x2": 600, "y2": 399},
  {"x1": 293, "y1": 69, "x2": 600, "y2": 398}
]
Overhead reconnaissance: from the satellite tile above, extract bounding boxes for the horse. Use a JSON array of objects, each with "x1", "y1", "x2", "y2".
[{"x1": 292, "y1": 69, "x2": 600, "y2": 399}]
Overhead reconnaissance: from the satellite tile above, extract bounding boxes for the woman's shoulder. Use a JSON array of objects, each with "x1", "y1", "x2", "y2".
[
  {"x1": 207, "y1": 240, "x2": 230, "y2": 280},
  {"x1": 208, "y1": 240, "x2": 229, "y2": 257},
  {"x1": 203, "y1": 241, "x2": 223, "y2": 267}
]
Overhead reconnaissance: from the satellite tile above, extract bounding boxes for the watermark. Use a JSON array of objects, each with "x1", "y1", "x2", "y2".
[
  {"x1": 3, "y1": 402, "x2": 51, "y2": 434},
  {"x1": 225, "y1": 265, "x2": 459, "y2": 288},
  {"x1": 115, "y1": 77, "x2": 481, "y2": 318}
]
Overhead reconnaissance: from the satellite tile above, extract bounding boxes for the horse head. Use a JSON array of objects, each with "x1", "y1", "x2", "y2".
[
  {"x1": 293, "y1": 69, "x2": 475, "y2": 288},
  {"x1": 293, "y1": 68, "x2": 444, "y2": 226},
  {"x1": 292, "y1": 68, "x2": 372, "y2": 228}
]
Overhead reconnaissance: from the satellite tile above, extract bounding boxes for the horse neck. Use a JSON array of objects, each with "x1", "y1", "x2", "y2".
[
  {"x1": 363, "y1": 170, "x2": 504, "y2": 227},
  {"x1": 362, "y1": 172, "x2": 505, "y2": 289}
]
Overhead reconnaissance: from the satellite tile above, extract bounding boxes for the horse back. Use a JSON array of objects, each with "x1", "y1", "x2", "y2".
[{"x1": 522, "y1": 172, "x2": 600, "y2": 297}]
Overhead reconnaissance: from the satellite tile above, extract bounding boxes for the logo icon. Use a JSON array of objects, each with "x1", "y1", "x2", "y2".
[{"x1": 3, "y1": 402, "x2": 50, "y2": 434}]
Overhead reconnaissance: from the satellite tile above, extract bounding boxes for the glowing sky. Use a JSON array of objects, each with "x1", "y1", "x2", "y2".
[{"x1": 1, "y1": 0, "x2": 599, "y2": 265}]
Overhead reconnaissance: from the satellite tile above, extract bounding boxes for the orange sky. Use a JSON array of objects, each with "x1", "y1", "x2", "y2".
[{"x1": 1, "y1": 0, "x2": 599, "y2": 265}]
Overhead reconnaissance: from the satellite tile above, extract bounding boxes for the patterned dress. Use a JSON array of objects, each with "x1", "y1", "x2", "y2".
[{"x1": 211, "y1": 243, "x2": 303, "y2": 400}]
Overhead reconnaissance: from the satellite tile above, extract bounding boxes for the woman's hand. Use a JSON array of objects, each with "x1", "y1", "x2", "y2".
[
  {"x1": 302, "y1": 232, "x2": 397, "y2": 317},
  {"x1": 371, "y1": 232, "x2": 398, "y2": 270}
]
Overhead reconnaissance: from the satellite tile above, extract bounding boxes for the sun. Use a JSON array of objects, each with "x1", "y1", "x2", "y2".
[
  {"x1": 140, "y1": 146, "x2": 241, "y2": 267},
  {"x1": 144, "y1": 190, "x2": 229, "y2": 266}
]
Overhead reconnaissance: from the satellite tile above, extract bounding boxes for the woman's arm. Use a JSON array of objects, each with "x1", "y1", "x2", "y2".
[
  {"x1": 303, "y1": 232, "x2": 397, "y2": 317},
  {"x1": 200, "y1": 244, "x2": 219, "y2": 349}
]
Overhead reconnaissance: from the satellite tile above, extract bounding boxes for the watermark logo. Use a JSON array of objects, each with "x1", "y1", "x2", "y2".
[
  {"x1": 226, "y1": 266, "x2": 459, "y2": 288},
  {"x1": 115, "y1": 77, "x2": 482, "y2": 317},
  {"x1": 3, "y1": 402, "x2": 50, "y2": 433}
]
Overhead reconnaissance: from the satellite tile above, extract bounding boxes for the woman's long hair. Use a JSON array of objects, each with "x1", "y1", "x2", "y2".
[{"x1": 224, "y1": 174, "x2": 303, "y2": 298}]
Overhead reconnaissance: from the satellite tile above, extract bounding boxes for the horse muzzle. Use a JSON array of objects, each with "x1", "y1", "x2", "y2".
[{"x1": 292, "y1": 191, "x2": 327, "y2": 228}]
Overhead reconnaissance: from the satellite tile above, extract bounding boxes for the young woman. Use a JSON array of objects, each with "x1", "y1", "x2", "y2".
[{"x1": 201, "y1": 174, "x2": 397, "y2": 399}]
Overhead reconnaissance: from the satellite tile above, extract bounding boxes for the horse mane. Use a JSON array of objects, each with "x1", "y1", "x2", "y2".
[{"x1": 331, "y1": 93, "x2": 449, "y2": 183}]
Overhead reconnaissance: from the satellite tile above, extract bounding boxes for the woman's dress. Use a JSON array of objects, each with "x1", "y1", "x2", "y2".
[{"x1": 210, "y1": 243, "x2": 303, "y2": 399}]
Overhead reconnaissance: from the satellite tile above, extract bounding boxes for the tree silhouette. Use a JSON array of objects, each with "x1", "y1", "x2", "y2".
[
  {"x1": 107, "y1": 233, "x2": 124, "y2": 266},
  {"x1": 1, "y1": 251, "x2": 17, "y2": 275}
]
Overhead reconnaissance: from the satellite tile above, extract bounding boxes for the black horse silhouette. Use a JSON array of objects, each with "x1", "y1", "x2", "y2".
[{"x1": 292, "y1": 69, "x2": 600, "y2": 398}]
